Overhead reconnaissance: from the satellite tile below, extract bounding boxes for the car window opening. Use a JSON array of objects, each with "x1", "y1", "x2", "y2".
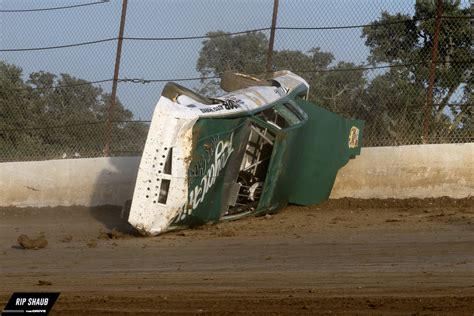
[
  {"x1": 225, "y1": 123, "x2": 275, "y2": 217},
  {"x1": 158, "y1": 179, "x2": 171, "y2": 204},
  {"x1": 163, "y1": 148, "x2": 173, "y2": 175}
]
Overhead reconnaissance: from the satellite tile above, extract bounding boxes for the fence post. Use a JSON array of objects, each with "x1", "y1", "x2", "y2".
[
  {"x1": 266, "y1": 0, "x2": 279, "y2": 75},
  {"x1": 104, "y1": 0, "x2": 128, "y2": 156},
  {"x1": 423, "y1": 0, "x2": 443, "y2": 144}
]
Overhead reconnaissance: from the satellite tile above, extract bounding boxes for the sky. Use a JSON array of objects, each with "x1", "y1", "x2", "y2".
[{"x1": 0, "y1": 0, "x2": 418, "y2": 120}]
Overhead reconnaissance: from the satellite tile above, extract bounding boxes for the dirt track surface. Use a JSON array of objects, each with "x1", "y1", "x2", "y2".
[{"x1": 1, "y1": 198, "x2": 473, "y2": 315}]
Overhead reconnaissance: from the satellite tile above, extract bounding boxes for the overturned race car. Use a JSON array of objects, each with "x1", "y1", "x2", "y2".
[{"x1": 128, "y1": 71, "x2": 364, "y2": 236}]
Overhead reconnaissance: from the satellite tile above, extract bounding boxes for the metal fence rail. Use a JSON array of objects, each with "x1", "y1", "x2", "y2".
[{"x1": 0, "y1": 0, "x2": 472, "y2": 162}]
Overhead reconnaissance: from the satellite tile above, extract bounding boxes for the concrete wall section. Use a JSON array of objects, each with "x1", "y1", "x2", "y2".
[
  {"x1": 331, "y1": 143, "x2": 473, "y2": 199},
  {"x1": 0, "y1": 143, "x2": 472, "y2": 207},
  {"x1": 0, "y1": 157, "x2": 140, "y2": 207}
]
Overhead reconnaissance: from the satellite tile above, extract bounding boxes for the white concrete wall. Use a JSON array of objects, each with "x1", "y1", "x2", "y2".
[
  {"x1": 0, "y1": 157, "x2": 140, "y2": 207},
  {"x1": 331, "y1": 143, "x2": 473, "y2": 199},
  {"x1": 0, "y1": 143, "x2": 472, "y2": 207}
]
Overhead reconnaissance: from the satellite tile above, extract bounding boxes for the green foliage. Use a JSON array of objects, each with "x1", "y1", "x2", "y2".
[
  {"x1": 361, "y1": 69, "x2": 426, "y2": 144},
  {"x1": 196, "y1": 32, "x2": 366, "y2": 119},
  {"x1": 196, "y1": 31, "x2": 268, "y2": 77},
  {"x1": 0, "y1": 61, "x2": 148, "y2": 161},
  {"x1": 196, "y1": 0, "x2": 471, "y2": 145},
  {"x1": 362, "y1": 0, "x2": 472, "y2": 141}
]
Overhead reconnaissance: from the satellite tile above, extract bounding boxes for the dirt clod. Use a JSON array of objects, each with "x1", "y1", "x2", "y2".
[
  {"x1": 98, "y1": 229, "x2": 127, "y2": 240},
  {"x1": 61, "y1": 235, "x2": 73, "y2": 243},
  {"x1": 87, "y1": 240, "x2": 97, "y2": 248},
  {"x1": 17, "y1": 234, "x2": 48, "y2": 250},
  {"x1": 37, "y1": 280, "x2": 52, "y2": 286}
]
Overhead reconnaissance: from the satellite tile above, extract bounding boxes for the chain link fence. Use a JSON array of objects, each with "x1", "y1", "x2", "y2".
[{"x1": 0, "y1": 0, "x2": 472, "y2": 162}]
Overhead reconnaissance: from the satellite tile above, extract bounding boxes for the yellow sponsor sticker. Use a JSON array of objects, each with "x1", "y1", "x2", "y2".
[{"x1": 348, "y1": 126, "x2": 359, "y2": 148}]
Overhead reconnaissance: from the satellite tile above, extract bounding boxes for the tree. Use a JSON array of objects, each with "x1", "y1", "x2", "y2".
[
  {"x1": 196, "y1": 31, "x2": 268, "y2": 96},
  {"x1": 195, "y1": 1, "x2": 471, "y2": 145},
  {"x1": 361, "y1": 69, "x2": 427, "y2": 144},
  {"x1": 0, "y1": 62, "x2": 39, "y2": 158},
  {"x1": 362, "y1": 0, "x2": 472, "y2": 141},
  {"x1": 197, "y1": 31, "x2": 268, "y2": 78},
  {"x1": 0, "y1": 61, "x2": 148, "y2": 161},
  {"x1": 196, "y1": 32, "x2": 366, "y2": 117}
]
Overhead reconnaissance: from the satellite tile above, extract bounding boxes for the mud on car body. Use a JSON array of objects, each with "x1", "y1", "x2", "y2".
[{"x1": 128, "y1": 71, "x2": 364, "y2": 236}]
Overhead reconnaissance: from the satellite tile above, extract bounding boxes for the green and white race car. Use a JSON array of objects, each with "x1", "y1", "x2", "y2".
[{"x1": 128, "y1": 71, "x2": 364, "y2": 235}]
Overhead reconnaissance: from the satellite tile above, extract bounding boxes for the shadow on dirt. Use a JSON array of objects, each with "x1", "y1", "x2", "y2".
[
  {"x1": 88, "y1": 157, "x2": 141, "y2": 235},
  {"x1": 88, "y1": 205, "x2": 138, "y2": 235}
]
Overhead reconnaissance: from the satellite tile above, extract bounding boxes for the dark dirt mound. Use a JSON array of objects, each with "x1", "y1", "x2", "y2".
[
  {"x1": 319, "y1": 197, "x2": 474, "y2": 209},
  {"x1": 86, "y1": 239, "x2": 97, "y2": 248},
  {"x1": 60, "y1": 235, "x2": 73, "y2": 243},
  {"x1": 98, "y1": 228, "x2": 136, "y2": 240},
  {"x1": 37, "y1": 280, "x2": 52, "y2": 286}
]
